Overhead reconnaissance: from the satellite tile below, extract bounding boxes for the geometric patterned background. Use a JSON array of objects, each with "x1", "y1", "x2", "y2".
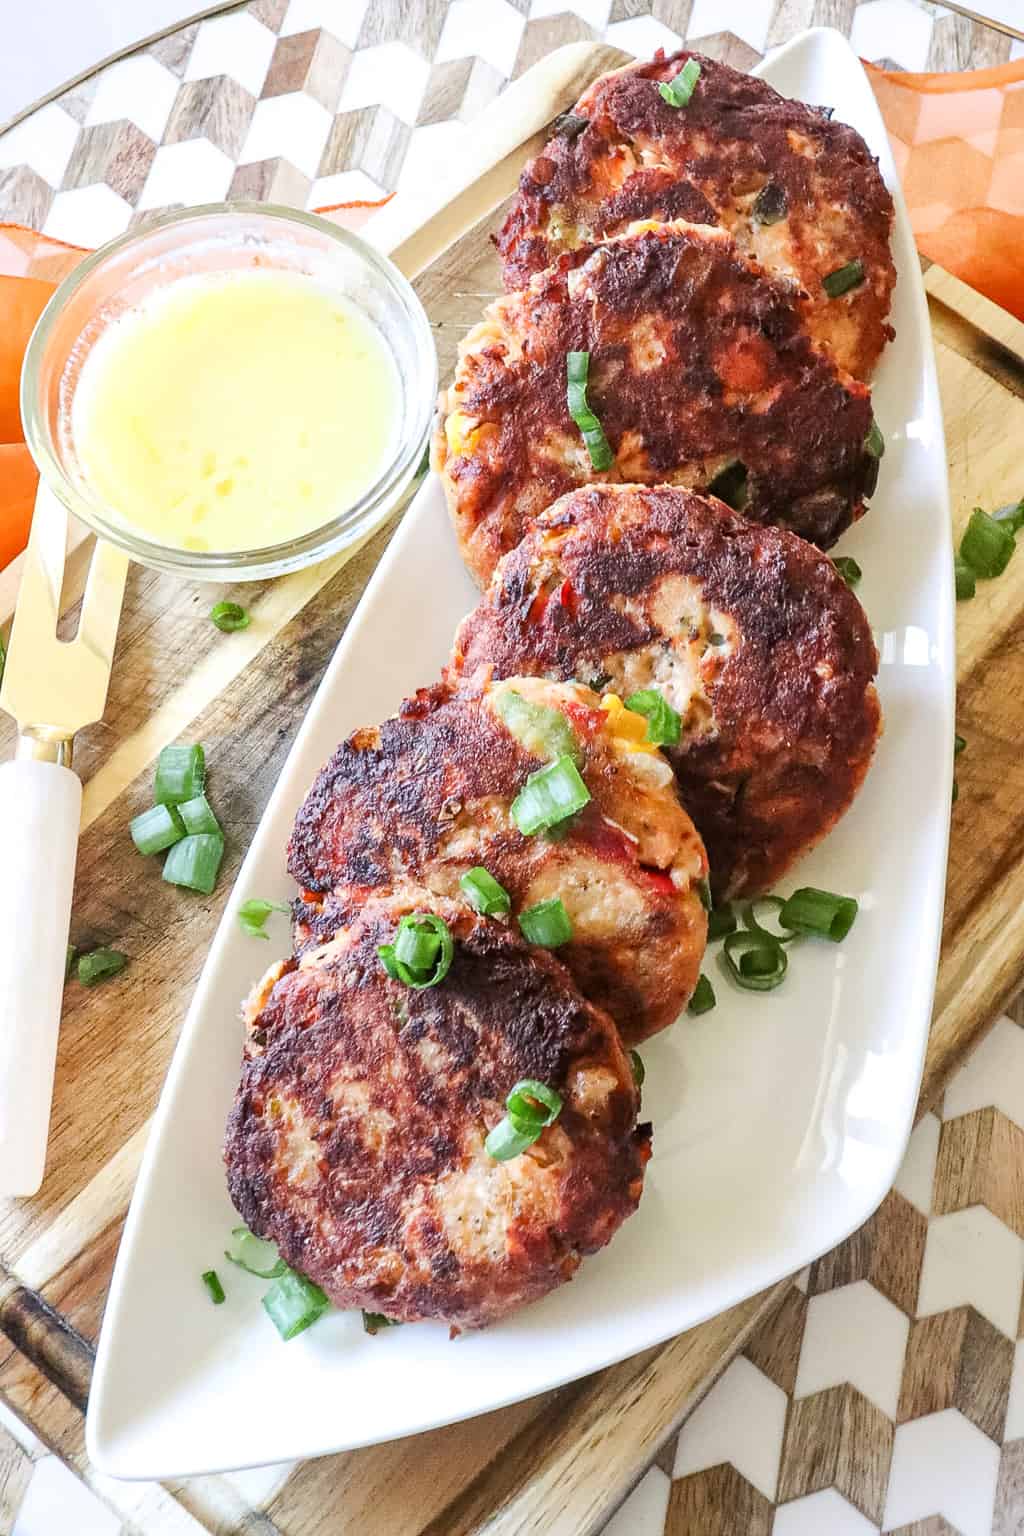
[{"x1": 2, "y1": 2, "x2": 1024, "y2": 1533}]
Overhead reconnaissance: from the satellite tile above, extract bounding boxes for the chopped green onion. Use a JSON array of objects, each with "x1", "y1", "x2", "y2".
[
  {"x1": 362, "y1": 1311, "x2": 401, "y2": 1334},
  {"x1": 752, "y1": 182, "x2": 786, "y2": 226},
  {"x1": 484, "y1": 1118, "x2": 537, "y2": 1161},
  {"x1": 460, "y1": 866, "x2": 511, "y2": 916},
  {"x1": 952, "y1": 779, "x2": 959, "y2": 805},
  {"x1": 130, "y1": 802, "x2": 185, "y2": 856},
  {"x1": 566, "y1": 350, "x2": 614, "y2": 471},
  {"x1": 378, "y1": 912, "x2": 454, "y2": 988},
  {"x1": 833, "y1": 556, "x2": 862, "y2": 589},
  {"x1": 993, "y1": 498, "x2": 1024, "y2": 533},
  {"x1": 77, "y1": 948, "x2": 128, "y2": 987},
  {"x1": 238, "y1": 897, "x2": 290, "y2": 939},
  {"x1": 162, "y1": 832, "x2": 224, "y2": 895},
  {"x1": 210, "y1": 601, "x2": 249, "y2": 633},
  {"x1": 494, "y1": 688, "x2": 581, "y2": 764},
  {"x1": 225, "y1": 1225, "x2": 286, "y2": 1279},
  {"x1": 624, "y1": 688, "x2": 681, "y2": 747},
  {"x1": 779, "y1": 886, "x2": 858, "y2": 942},
  {"x1": 960, "y1": 507, "x2": 1015, "y2": 579},
  {"x1": 658, "y1": 57, "x2": 701, "y2": 108},
  {"x1": 154, "y1": 743, "x2": 205, "y2": 806},
  {"x1": 518, "y1": 896, "x2": 573, "y2": 948},
  {"x1": 629, "y1": 1050, "x2": 645, "y2": 1088},
  {"x1": 707, "y1": 902, "x2": 737, "y2": 942},
  {"x1": 65, "y1": 944, "x2": 76, "y2": 981},
  {"x1": 696, "y1": 877, "x2": 712, "y2": 911},
  {"x1": 954, "y1": 733, "x2": 966, "y2": 756},
  {"x1": 202, "y1": 1269, "x2": 225, "y2": 1305},
  {"x1": 865, "y1": 419, "x2": 885, "y2": 460},
  {"x1": 954, "y1": 555, "x2": 976, "y2": 601},
  {"x1": 262, "y1": 1267, "x2": 330, "y2": 1341},
  {"x1": 743, "y1": 896, "x2": 799, "y2": 946},
  {"x1": 178, "y1": 794, "x2": 221, "y2": 837},
  {"x1": 507, "y1": 1079, "x2": 562, "y2": 1128},
  {"x1": 511, "y1": 755, "x2": 591, "y2": 836},
  {"x1": 822, "y1": 259, "x2": 865, "y2": 298},
  {"x1": 707, "y1": 459, "x2": 748, "y2": 511},
  {"x1": 722, "y1": 931, "x2": 788, "y2": 991},
  {"x1": 688, "y1": 973, "x2": 716, "y2": 1014}
]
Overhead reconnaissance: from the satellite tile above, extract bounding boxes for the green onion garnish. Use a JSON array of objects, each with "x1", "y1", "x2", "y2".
[
  {"x1": 262, "y1": 1267, "x2": 330, "y2": 1341},
  {"x1": 486, "y1": 1078, "x2": 563, "y2": 1161},
  {"x1": 954, "y1": 733, "x2": 966, "y2": 756},
  {"x1": 707, "y1": 459, "x2": 748, "y2": 511},
  {"x1": 629, "y1": 1050, "x2": 645, "y2": 1088},
  {"x1": 952, "y1": 779, "x2": 959, "y2": 805},
  {"x1": 202, "y1": 1269, "x2": 225, "y2": 1305},
  {"x1": 993, "y1": 498, "x2": 1024, "y2": 533},
  {"x1": 688, "y1": 973, "x2": 716, "y2": 1014},
  {"x1": 954, "y1": 555, "x2": 976, "y2": 601},
  {"x1": 378, "y1": 912, "x2": 454, "y2": 989},
  {"x1": 210, "y1": 601, "x2": 250, "y2": 633},
  {"x1": 154, "y1": 743, "x2": 205, "y2": 806},
  {"x1": 752, "y1": 182, "x2": 787, "y2": 226},
  {"x1": 494, "y1": 688, "x2": 580, "y2": 764},
  {"x1": 865, "y1": 418, "x2": 885, "y2": 459},
  {"x1": 225, "y1": 1225, "x2": 286, "y2": 1279},
  {"x1": 519, "y1": 896, "x2": 573, "y2": 948},
  {"x1": 779, "y1": 886, "x2": 858, "y2": 942},
  {"x1": 658, "y1": 57, "x2": 701, "y2": 108},
  {"x1": 960, "y1": 507, "x2": 1015, "y2": 579},
  {"x1": 743, "y1": 896, "x2": 799, "y2": 946},
  {"x1": 833, "y1": 556, "x2": 862, "y2": 589},
  {"x1": 566, "y1": 350, "x2": 614, "y2": 472},
  {"x1": 130, "y1": 802, "x2": 185, "y2": 856},
  {"x1": 362, "y1": 1311, "x2": 401, "y2": 1334},
  {"x1": 162, "y1": 832, "x2": 224, "y2": 895},
  {"x1": 722, "y1": 931, "x2": 788, "y2": 992},
  {"x1": 707, "y1": 902, "x2": 737, "y2": 941},
  {"x1": 511, "y1": 755, "x2": 590, "y2": 836},
  {"x1": 77, "y1": 948, "x2": 127, "y2": 987},
  {"x1": 696, "y1": 877, "x2": 712, "y2": 911},
  {"x1": 822, "y1": 260, "x2": 865, "y2": 298},
  {"x1": 459, "y1": 866, "x2": 511, "y2": 916},
  {"x1": 178, "y1": 794, "x2": 221, "y2": 837},
  {"x1": 238, "y1": 898, "x2": 290, "y2": 939},
  {"x1": 65, "y1": 944, "x2": 76, "y2": 981},
  {"x1": 624, "y1": 689, "x2": 681, "y2": 747}
]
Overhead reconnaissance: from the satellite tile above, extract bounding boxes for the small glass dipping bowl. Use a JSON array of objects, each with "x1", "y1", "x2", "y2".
[{"x1": 20, "y1": 203, "x2": 436, "y2": 581}]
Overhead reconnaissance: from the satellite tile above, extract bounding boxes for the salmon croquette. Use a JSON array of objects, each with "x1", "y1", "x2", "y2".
[
  {"x1": 288, "y1": 674, "x2": 708, "y2": 1043},
  {"x1": 451, "y1": 484, "x2": 881, "y2": 899},
  {"x1": 225, "y1": 890, "x2": 651, "y2": 1331},
  {"x1": 435, "y1": 220, "x2": 877, "y2": 587},
  {"x1": 496, "y1": 51, "x2": 895, "y2": 381}
]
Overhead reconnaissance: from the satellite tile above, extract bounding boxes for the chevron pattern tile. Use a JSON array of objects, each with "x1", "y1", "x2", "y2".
[{"x1": 1, "y1": 2, "x2": 1023, "y2": 1533}]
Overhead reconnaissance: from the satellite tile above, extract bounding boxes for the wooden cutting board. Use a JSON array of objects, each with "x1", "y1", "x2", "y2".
[{"x1": 1, "y1": 38, "x2": 1023, "y2": 1536}]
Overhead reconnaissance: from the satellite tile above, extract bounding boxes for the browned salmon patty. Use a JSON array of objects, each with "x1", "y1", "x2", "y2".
[
  {"x1": 225, "y1": 890, "x2": 650, "y2": 1331},
  {"x1": 451, "y1": 484, "x2": 881, "y2": 899},
  {"x1": 496, "y1": 51, "x2": 896, "y2": 381},
  {"x1": 288, "y1": 674, "x2": 708, "y2": 1043},
  {"x1": 435, "y1": 220, "x2": 876, "y2": 588}
]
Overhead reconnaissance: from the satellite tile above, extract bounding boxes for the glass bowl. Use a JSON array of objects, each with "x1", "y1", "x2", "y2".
[{"x1": 20, "y1": 203, "x2": 436, "y2": 582}]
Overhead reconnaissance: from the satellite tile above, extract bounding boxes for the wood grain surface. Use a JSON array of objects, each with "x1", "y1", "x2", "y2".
[{"x1": 1, "y1": 36, "x2": 1024, "y2": 1536}]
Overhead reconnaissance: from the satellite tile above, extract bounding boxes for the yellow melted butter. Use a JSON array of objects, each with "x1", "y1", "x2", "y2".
[{"x1": 71, "y1": 269, "x2": 401, "y2": 554}]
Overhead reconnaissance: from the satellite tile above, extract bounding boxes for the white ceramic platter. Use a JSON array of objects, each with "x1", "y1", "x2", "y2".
[{"x1": 87, "y1": 26, "x2": 953, "y2": 1479}]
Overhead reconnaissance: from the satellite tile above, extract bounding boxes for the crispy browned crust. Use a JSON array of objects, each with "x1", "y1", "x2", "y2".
[
  {"x1": 451, "y1": 484, "x2": 881, "y2": 898},
  {"x1": 496, "y1": 50, "x2": 896, "y2": 380},
  {"x1": 288, "y1": 676, "x2": 707, "y2": 1042},
  {"x1": 224, "y1": 892, "x2": 650, "y2": 1330},
  {"x1": 435, "y1": 220, "x2": 875, "y2": 588}
]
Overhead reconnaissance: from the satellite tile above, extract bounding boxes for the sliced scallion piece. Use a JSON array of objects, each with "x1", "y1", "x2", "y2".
[
  {"x1": 566, "y1": 350, "x2": 613, "y2": 471},
  {"x1": 865, "y1": 418, "x2": 885, "y2": 459},
  {"x1": 362, "y1": 1311, "x2": 401, "y2": 1334},
  {"x1": 154, "y1": 743, "x2": 205, "y2": 806},
  {"x1": 210, "y1": 601, "x2": 250, "y2": 633},
  {"x1": 225, "y1": 1225, "x2": 286, "y2": 1279},
  {"x1": 378, "y1": 912, "x2": 453, "y2": 989},
  {"x1": 130, "y1": 802, "x2": 185, "y2": 856},
  {"x1": 954, "y1": 733, "x2": 966, "y2": 756},
  {"x1": 65, "y1": 944, "x2": 76, "y2": 981},
  {"x1": 779, "y1": 886, "x2": 858, "y2": 942},
  {"x1": 822, "y1": 259, "x2": 865, "y2": 298},
  {"x1": 833, "y1": 556, "x2": 862, "y2": 589},
  {"x1": 78, "y1": 948, "x2": 128, "y2": 987},
  {"x1": 707, "y1": 902, "x2": 737, "y2": 942},
  {"x1": 511, "y1": 755, "x2": 590, "y2": 835},
  {"x1": 960, "y1": 507, "x2": 1015, "y2": 578},
  {"x1": 238, "y1": 898, "x2": 290, "y2": 939},
  {"x1": 722, "y1": 931, "x2": 788, "y2": 992},
  {"x1": 629, "y1": 1050, "x2": 645, "y2": 1088},
  {"x1": 486, "y1": 1079, "x2": 563, "y2": 1161},
  {"x1": 696, "y1": 877, "x2": 712, "y2": 911},
  {"x1": 262, "y1": 1267, "x2": 330, "y2": 1341},
  {"x1": 494, "y1": 688, "x2": 580, "y2": 764},
  {"x1": 658, "y1": 57, "x2": 701, "y2": 108},
  {"x1": 954, "y1": 555, "x2": 976, "y2": 601},
  {"x1": 688, "y1": 973, "x2": 716, "y2": 1014},
  {"x1": 202, "y1": 1269, "x2": 225, "y2": 1305},
  {"x1": 743, "y1": 896, "x2": 799, "y2": 946},
  {"x1": 162, "y1": 832, "x2": 224, "y2": 895},
  {"x1": 178, "y1": 794, "x2": 221, "y2": 837},
  {"x1": 624, "y1": 688, "x2": 681, "y2": 747},
  {"x1": 484, "y1": 1118, "x2": 537, "y2": 1161},
  {"x1": 518, "y1": 896, "x2": 573, "y2": 948},
  {"x1": 460, "y1": 866, "x2": 511, "y2": 916}
]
